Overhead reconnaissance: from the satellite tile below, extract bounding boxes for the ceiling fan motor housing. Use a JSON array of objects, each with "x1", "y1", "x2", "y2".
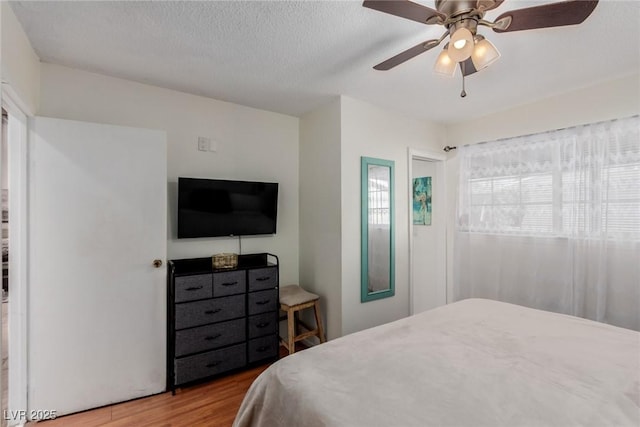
[
  {"x1": 436, "y1": 0, "x2": 484, "y2": 34},
  {"x1": 450, "y1": 17, "x2": 479, "y2": 36},
  {"x1": 436, "y1": 0, "x2": 480, "y2": 17}
]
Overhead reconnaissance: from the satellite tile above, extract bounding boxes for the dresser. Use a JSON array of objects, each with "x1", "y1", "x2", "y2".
[{"x1": 167, "y1": 253, "x2": 279, "y2": 392}]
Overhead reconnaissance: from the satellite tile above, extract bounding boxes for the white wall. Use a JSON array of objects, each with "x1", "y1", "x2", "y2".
[
  {"x1": 444, "y1": 73, "x2": 640, "y2": 302},
  {"x1": 340, "y1": 96, "x2": 446, "y2": 335},
  {"x1": 1, "y1": 3, "x2": 40, "y2": 115},
  {"x1": 447, "y1": 73, "x2": 640, "y2": 146},
  {"x1": 299, "y1": 98, "x2": 342, "y2": 340},
  {"x1": 38, "y1": 63, "x2": 300, "y2": 284}
]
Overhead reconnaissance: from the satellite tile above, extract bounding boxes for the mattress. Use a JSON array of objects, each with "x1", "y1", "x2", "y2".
[{"x1": 233, "y1": 298, "x2": 640, "y2": 427}]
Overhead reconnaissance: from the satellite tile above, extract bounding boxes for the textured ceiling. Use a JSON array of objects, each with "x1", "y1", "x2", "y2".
[{"x1": 9, "y1": 0, "x2": 640, "y2": 124}]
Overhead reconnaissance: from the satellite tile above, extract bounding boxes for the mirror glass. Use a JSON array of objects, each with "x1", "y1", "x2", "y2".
[{"x1": 361, "y1": 157, "x2": 395, "y2": 302}]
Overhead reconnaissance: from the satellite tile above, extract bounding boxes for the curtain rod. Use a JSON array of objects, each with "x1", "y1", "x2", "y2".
[{"x1": 441, "y1": 115, "x2": 638, "y2": 152}]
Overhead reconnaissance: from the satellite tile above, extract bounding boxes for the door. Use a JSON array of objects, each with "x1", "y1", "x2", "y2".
[
  {"x1": 409, "y1": 153, "x2": 446, "y2": 314},
  {"x1": 28, "y1": 117, "x2": 167, "y2": 416}
]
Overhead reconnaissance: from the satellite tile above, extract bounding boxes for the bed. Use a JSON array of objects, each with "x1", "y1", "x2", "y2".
[{"x1": 233, "y1": 299, "x2": 640, "y2": 427}]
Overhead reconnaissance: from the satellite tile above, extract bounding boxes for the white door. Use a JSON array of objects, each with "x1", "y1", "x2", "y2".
[
  {"x1": 410, "y1": 155, "x2": 446, "y2": 314},
  {"x1": 28, "y1": 117, "x2": 167, "y2": 417}
]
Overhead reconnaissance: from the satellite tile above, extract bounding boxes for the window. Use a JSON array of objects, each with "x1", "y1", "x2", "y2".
[{"x1": 459, "y1": 116, "x2": 640, "y2": 240}]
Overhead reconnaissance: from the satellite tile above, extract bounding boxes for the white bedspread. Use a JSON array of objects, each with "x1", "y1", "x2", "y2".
[{"x1": 234, "y1": 299, "x2": 640, "y2": 427}]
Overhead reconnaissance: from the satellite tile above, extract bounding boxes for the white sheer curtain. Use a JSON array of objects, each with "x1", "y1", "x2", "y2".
[{"x1": 454, "y1": 116, "x2": 640, "y2": 331}]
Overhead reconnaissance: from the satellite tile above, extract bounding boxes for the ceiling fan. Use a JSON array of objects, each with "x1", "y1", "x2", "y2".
[{"x1": 363, "y1": 0, "x2": 598, "y2": 96}]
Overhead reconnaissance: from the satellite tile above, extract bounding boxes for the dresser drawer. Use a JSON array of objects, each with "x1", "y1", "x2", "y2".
[
  {"x1": 174, "y1": 274, "x2": 213, "y2": 303},
  {"x1": 175, "y1": 318, "x2": 246, "y2": 357},
  {"x1": 248, "y1": 289, "x2": 278, "y2": 315},
  {"x1": 174, "y1": 343, "x2": 246, "y2": 385},
  {"x1": 248, "y1": 312, "x2": 277, "y2": 339},
  {"x1": 248, "y1": 267, "x2": 278, "y2": 292},
  {"x1": 175, "y1": 294, "x2": 245, "y2": 330},
  {"x1": 248, "y1": 335, "x2": 279, "y2": 364},
  {"x1": 213, "y1": 270, "x2": 246, "y2": 297}
]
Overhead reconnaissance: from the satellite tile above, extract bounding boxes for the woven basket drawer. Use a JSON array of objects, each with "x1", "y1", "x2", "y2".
[
  {"x1": 248, "y1": 289, "x2": 278, "y2": 315},
  {"x1": 174, "y1": 274, "x2": 212, "y2": 303},
  {"x1": 248, "y1": 335, "x2": 279, "y2": 364},
  {"x1": 248, "y1": 312, "x2": 277, "y2": 339},
  {"x1": 175, "y1": 294, "x2": 245, "y2": 330},
  {"x1": 248, "y1": 267, "x2": 278, "y2": 292},
  {"x1": 175, "y1": 318, "x2": 246, "y2": 357},
  {"x1": 174, "y1": 343, "x2": 246, "y2": 385},
  {"x1": 213, "y1": 270, "x2": 246, "y2": 297}
]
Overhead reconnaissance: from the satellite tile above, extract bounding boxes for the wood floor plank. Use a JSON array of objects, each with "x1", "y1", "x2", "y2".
[
  {"x1": 35, "y1": 367, "x2": 261, "y2": 427},
  {"x1": 30, "y1": 345, "x2": 304, "y2": 427},
  {"x1": 31, "y1": 405, "x2": 113, "y2": 426}
]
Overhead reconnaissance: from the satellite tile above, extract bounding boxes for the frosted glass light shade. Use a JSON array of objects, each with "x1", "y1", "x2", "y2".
[
  {"x1": 433, "y1": 49, "x2": 456, "y2": 76},
  {"x1": 471, "y1": 37, "x2": 501, "y2": 70},
  {"x1": 448, "y1": 27, "x2": 474, "y2": 62}
]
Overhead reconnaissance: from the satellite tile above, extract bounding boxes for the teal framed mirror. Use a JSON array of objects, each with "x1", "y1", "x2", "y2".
[{"x1": 361, "y1": 157, "x2": 395, "y2": 302}]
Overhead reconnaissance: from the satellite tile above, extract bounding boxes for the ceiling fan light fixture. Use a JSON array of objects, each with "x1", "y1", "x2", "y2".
[
  {"x1": 433, "y1": 47, "x2": 456, "y2": 77},
  {"x1": 471, "y1": 36, "x2": 501, "y2": 70},
  {"x1": 363, "y1": 0, "x2": 600, "y2": 98},
  {"x1": 448, "y1": 27, "x2": 474, "y2": 63},
  {"x1": 453, "y1": 39, "x2": 467, "y2": 49}
]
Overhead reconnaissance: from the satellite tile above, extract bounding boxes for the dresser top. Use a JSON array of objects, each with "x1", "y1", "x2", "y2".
[{"x1": 169, "y1": 253, "x2": 277, "y2": 276}]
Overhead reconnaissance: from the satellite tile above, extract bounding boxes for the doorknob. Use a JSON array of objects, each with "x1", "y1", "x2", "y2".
[{"x1": 153, "y1": 259, "x2": 163, "y2": 268}]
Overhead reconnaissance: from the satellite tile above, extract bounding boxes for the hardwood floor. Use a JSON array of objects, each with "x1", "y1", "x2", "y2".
[{"x1": 31, "y1": 346, "x2": 301, "y2": 427}]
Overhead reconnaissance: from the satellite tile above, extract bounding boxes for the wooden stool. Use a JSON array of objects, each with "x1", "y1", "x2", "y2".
[{"x1": 279, "y1": 285, "x2": 327, "y2": 355}]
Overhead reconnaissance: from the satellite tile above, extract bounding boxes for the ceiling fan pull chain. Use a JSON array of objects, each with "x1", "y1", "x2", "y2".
[{"x1": 460, "y1": 63, "x2": 467, "y2": 98}]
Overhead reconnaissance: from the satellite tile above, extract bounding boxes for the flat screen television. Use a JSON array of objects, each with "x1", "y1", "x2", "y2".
[{"x1": 178, "y1": 177, "x2": 278, "y2": 238}]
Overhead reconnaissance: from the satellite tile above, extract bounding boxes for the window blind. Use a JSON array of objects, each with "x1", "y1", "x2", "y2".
[{"x1": 458, "y1": 116, "x2": 640, "y2": 241}]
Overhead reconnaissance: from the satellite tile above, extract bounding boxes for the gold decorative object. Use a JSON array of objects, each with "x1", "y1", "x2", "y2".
[{"x1": 212, "y1": 253, "x2": 238, "y2": 269}]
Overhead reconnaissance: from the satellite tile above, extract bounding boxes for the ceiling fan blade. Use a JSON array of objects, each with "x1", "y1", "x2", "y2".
[
  {"x1": 363, "y1": 0, "x2": 445, "y2": 25},
  {"x1": 373, "y1": 39, "x2": 440, "y2": 70},
  {"x1": 477, "y1": 0, "x2": 505, "y2": 12},
  {"x1": 492, "y1": 0, "x2": 598, "y2": 33}
]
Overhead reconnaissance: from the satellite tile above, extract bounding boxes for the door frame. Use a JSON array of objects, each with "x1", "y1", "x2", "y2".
[
  {"x1": 407, "y1": 148, "x2": 447, "y2": 316},
  {"x1": 2, "y1": 84, "x2": 30, "y2": 425}
]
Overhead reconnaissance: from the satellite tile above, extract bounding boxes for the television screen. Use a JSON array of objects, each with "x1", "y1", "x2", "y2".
[{"x1": 178, "y1": 178, "x2": 278, "y2": 238}]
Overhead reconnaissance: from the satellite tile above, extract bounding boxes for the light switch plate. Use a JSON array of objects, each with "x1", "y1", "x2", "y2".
[{"x1": 197, "y1": 137, "x2": 210, "y2": 151}]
